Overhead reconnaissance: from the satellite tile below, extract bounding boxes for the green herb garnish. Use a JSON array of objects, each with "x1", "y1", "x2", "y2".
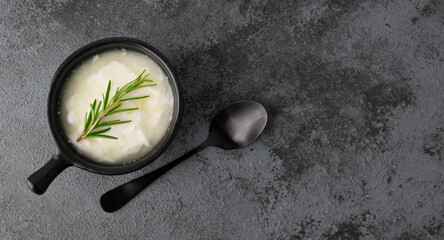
[{"x1": 76, "y1": 70, "x2": 156, "y2": 142}]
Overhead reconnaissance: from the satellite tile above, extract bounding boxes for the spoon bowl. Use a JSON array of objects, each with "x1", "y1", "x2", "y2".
[{"x1": 208, "y1": 101, "x2": 267, "y2": 149}]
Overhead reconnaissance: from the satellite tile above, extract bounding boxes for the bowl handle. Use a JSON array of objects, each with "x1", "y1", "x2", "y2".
[{"x1": 27, "y1": 153, "x2": 71, "y2": 195}]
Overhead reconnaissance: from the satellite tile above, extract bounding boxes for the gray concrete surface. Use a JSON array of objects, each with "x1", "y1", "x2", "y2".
[{"x1": 1, "y1": 0, "x2": 444, "y2": 239}]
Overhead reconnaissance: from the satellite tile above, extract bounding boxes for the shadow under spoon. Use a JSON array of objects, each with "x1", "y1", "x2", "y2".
[{"x1": 100, "y1": 101, "x2": 268, "y2": 212}]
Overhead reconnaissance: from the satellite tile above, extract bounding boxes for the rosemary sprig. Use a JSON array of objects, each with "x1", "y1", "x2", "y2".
[{"x1": 76, "y1": 70, "x2": 156, "y2": 142}]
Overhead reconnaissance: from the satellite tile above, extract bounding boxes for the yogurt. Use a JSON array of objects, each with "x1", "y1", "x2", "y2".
[{"x1": 60, "y1": 49, "x2": 174, "y2": 164}]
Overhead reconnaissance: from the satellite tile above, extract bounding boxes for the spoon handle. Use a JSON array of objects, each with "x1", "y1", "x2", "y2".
[{"x1": 100, "y1": 142, "x2": 209, "y2": 213}]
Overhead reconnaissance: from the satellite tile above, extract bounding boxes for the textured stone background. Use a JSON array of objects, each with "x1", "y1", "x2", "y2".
[{"x1": 1, "y1": 0, "x2": 444, "y2": 239}]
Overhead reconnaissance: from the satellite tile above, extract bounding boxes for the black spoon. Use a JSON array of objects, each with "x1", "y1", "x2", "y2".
[{"x1": 100, "y1": 101, "x2": 268, "y2": 212}]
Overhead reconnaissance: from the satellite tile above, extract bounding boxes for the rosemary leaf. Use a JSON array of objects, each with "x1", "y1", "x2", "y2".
[
  {"x1": 132, "y1": 84, "x2": 157, "y2": 90},
  {"x1": 84, "y1": 135, "x2": 118, "y2": 140},
  {"x1": 120, "y1": 95, "x2": 150, "y2": 102},
  {"x1": 89, "y1": 127, "x2": 111, "y2": 135},
  {"x1": 107, "y1": 107, "x2": 139, "y2": 115},
  {"x1": 103, "y1": 80, "x2": 111, "y2": 110},
  {"x1": 97, "y1": 120, "x2": 132, "y2": 127}
]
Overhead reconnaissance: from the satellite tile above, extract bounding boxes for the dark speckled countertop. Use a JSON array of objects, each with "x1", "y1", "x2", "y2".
[{"x1": 1, "y1": 0, "x2": 444, "y2": 239}]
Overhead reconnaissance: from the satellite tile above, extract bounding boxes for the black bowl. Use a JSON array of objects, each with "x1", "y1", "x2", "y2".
[{"x1": 27, "y1": 37, "x2": 182, "y2": 195}]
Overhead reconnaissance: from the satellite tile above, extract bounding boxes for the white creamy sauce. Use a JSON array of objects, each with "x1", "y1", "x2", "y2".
[{"x1": 60, "y1": 49, "x2": 174, "y2": 164}]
